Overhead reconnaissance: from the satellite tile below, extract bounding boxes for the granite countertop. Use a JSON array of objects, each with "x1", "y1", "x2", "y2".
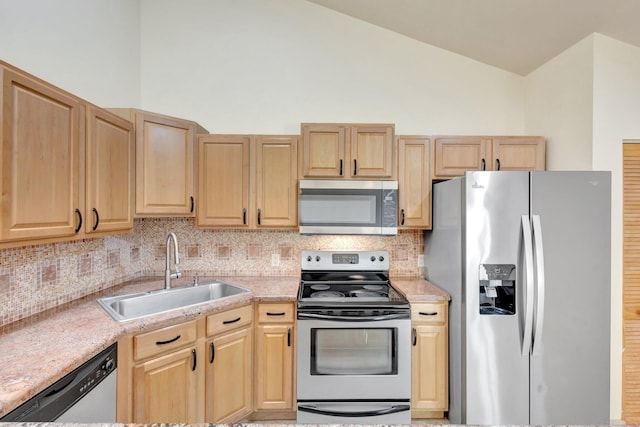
[{"x1": 0, "y1": 275, "x2": 448, "y2": 419}]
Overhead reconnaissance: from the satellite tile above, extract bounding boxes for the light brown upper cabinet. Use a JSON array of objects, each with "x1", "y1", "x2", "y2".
[
  {"x1": 109, "y1": 109, "x2": 207, "y2": 217},
  {"x1": 85, "y1": 106, "x2": 134, "y2": 233},
  {"x1": 0, "y1": 62, "x2": 135, "y2": 247},
  {"x1": 397, "y1": 136, "x2": 432, "y2": 229},
  {"x1": 432, "y1": 136, "x2": 545, "y2": 179},
  {"x1": 197, "y1": 135, "x2": 298, "y2": 229},
  {"x1": 1, "y1": 64, "x2": 84, "y2": 242},
  {"x1": 300, "y1": 123, "x2": 395, "y2": 179}
]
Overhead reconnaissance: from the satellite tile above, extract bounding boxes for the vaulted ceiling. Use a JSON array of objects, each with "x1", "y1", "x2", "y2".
[{"x1": 308, "y1": 0, "x2": 640, "y2": 75}]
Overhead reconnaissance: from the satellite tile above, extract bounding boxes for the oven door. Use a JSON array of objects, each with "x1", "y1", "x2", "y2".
[{"x1": 296, "y1": 312, "x2": 411, "y2": 400}]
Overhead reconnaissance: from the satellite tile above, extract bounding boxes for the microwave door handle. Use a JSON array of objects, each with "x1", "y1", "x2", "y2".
[
  {"x1": 297, "y1": 404, "x2": 410, "y2": 417},
  {"x1": 297, "y1": 312, "x2": 408, "y2": 321}
]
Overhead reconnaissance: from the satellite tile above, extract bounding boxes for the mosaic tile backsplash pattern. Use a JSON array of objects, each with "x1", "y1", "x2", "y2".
[{"x1": 0, "y1": 218, "x2": 424, "y2": 327}]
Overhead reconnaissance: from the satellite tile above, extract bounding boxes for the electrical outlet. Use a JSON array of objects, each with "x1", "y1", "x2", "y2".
[
  {"x1": 418, "y1": 254, "x2": 424, "y2": 267},
  {"x1": 271, "y1": 253, "x2": 280, "y2": 267}
]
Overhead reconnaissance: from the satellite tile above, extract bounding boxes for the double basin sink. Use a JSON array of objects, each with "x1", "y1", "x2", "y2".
[{"x1": 98, "y1": 281, "x2": 251, "y2": 322}]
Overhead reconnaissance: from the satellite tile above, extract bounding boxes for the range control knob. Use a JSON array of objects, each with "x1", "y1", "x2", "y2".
[
  {"x1": 306, "y1": 256, "x2": 312, "y2": 262},
  {"x1": 379, "y1": 256, "x2": 385, "y2": 262},
  {"x1": 105, "y1": 359, "x2": 115, "y2": 372},
  {"x1": 370, "y1": 256, "x2": 376, "y2": 262},
  {"x1": 315, "y1": 256, "x2": 321, "y2": 262}
]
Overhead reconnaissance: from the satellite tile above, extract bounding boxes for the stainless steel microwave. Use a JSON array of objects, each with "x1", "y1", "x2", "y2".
[{"x1": 298, "y1": 180, "x2": 398, "y2": 235}]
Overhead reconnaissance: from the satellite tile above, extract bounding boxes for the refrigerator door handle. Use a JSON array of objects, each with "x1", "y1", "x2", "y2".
[
  {"x1": 521, "y1": 215, "x2": 535, "y2": 356},
  {"x1": 531, "y1": 215, "x2": 546, "y2": 356}
]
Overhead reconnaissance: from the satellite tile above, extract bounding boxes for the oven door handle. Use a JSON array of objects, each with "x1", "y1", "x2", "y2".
[
  {"x1": 297, "y1": 403, "x2": 410, "y2": 417},
  {"x1": 297, "y1": 312, "x2": 409, "y2": 321}
]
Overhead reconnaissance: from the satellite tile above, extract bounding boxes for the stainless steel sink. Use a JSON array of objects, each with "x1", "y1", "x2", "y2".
[{"x1": 97, "y1": 281, "x2": 251, "y2": 322}]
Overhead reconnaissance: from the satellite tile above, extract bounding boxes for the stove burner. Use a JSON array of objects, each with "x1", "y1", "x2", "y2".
[
  {"x1": 310, "y1": 284, "x2": 330, "y2": 291},
  {"x1": 311, "y1": 291, "x2": 345, "y2": 298},
  {"x1": 348, "y1": 274, "x2": 366, "y2": 280},
  {"x1": 363, "y1": 284, "x2": 384, "y2": 291}
]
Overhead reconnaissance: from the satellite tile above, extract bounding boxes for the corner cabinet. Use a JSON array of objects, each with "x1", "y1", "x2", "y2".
[
  {"x1": 197, "y1": 135, "x2": 298, "y2": 229},
  {"x1": 253, "y1": 302, "x2": 296, "y2": 418},
  {"x1": 397, "y1": 136, "x2": 432, "y2": 229},
  {"x1": 109, "y1": 109, "x2": 207, "y2": 217},
  {"x1": 205, "y1": 305, "x2": 253, "y2": 423},
  {"x1": 411, "y1": 301, "x2": 448, "y2": 419},
  {"x1": 300, "y1": 123, "x2": 395, "y2": 179},
  {"x1": 432, "y1": 135, "x2": 545, "y2": 179}
]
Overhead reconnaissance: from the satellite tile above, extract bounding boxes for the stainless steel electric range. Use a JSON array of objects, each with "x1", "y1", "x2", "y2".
[{"x1": 296, "y1": 250, "x2": 411, "y2": 424}]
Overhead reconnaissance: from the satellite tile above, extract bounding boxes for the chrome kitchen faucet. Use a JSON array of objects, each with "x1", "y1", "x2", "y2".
[{"x1": 165, "y1": 232, "x2": 181, "y2": 289}]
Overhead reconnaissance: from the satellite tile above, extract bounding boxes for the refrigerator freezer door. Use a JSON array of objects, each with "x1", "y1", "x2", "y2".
[
  {"x1": 464, "y1": 171, "x2": 530, "y2": 425},
  {"x1": 529, "y1": 171, "x2": 611, "y2": 424}
]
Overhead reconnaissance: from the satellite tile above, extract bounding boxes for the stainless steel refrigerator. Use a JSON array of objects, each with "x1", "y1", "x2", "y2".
[{"x1": 424, "y1": 171, "x2": 611, "y2": 425}]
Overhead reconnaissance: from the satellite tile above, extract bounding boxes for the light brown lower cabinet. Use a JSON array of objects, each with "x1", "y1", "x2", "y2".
[
  {"x1": 204, "y1": 304, "x2": 254, "y2": 423},
  {"x1": 253, "y1": 303, "x2": 296, "y2": 418},
  {"x1": 411, "y1": 301, "x2": 449, "y2": 418}
]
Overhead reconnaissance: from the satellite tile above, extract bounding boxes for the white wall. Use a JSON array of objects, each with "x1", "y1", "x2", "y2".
[
  {"x1": 592, "y1": 34, "x2": 640, "y2": 422},
  {"x1": 140, "y1": 0, "x2": 525, "y2": 135},
  {"x1": 524, "y1": 33, "x2": 640, "y2": 422},
  {"x1": 524, "y1": 35, "x2": 594, "y2": 171},
  {"x1": 0, "y1": 0, "x2": 141, "y2": 107}
]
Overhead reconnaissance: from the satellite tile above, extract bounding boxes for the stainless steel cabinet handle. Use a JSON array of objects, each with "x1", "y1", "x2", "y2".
[
  {"x1": 74, "y1": 209, "x2": 82, "y2": 233},
  {"x1": 92, "y1": 208, "x2": 99, "y2": 231}
]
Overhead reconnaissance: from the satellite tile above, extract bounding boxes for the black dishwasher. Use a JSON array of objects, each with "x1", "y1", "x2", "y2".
[{"x1": 1, "y1": 342, "x2": 117, "y2": 422}]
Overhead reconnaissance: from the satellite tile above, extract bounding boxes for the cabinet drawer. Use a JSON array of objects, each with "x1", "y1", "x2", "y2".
[
  {"x1": 134, "y1": 320, "x2": 197, "y2": 361},
  {"x1": 256, "y1": 302, "x2": 295, "y2": 323},
  {"x1": 207, "y1": 304, "x2": 253, "y2": 336},
  {"x1": 411, "y1": 302, "x2": 447, "y2": 325}
]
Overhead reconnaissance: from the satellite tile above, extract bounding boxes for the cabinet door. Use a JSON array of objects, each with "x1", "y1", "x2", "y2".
[
  {"x1": 1, "y1": 66, "x2": 83, "y2": 241},
  {"x1": 86, "y1": 106, "x2": 134, "y2": 233},
  {"x1": 492, "y1": 136, "x2": 546, "y2": 171},
  {"x1": 254, "y1": 324, "x2": 294, "y2": 411},
  {"x1": 205, "y1": 327, "x2": 253, "y2": 423},
  {"x1": 132, "y1": 346, "x2": 199, "y2": 423},
  {"x1": 301, "y1": 124, "x2": 346, "y2": 177},
  {"x1": 255, "y1": 136, "x2": 298, "y2": 228},
  {"x1": 411, "y1": 324, "x2": 448, "y2": 416},
  {"x1": 350, "y1": 125, "x2": 394, "y2": 178},
  {"x1": 135, "y1": 112, "x2": 195, "y2": 216},
  {"x1": 433, "y1": 136, "x2": 491, "y2": 178},
  {"x1": 197, "y1": 135, "x2": 250, "y2": 227},
  {"x1": 398, "y1": 136, "x2": 431, "y2": 229}
]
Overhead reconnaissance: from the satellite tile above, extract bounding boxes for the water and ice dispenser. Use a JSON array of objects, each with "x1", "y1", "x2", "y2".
[{"x1": 479, "y1": 264, "x2": 515, "y2": 315}]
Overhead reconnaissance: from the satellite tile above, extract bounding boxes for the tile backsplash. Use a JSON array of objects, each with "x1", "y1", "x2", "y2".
[{"x1": 0, "y1": 218, "x2": 424, "y2": 327}]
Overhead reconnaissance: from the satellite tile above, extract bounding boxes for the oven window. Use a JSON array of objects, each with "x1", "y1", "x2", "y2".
[{"x1": 310, "y1": 328, "x2": 397, "y2": 375}]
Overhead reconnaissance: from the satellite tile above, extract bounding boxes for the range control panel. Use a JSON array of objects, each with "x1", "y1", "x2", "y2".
[{"x1": 301, "y1": 250, "x2": 389, "y2": 271}]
